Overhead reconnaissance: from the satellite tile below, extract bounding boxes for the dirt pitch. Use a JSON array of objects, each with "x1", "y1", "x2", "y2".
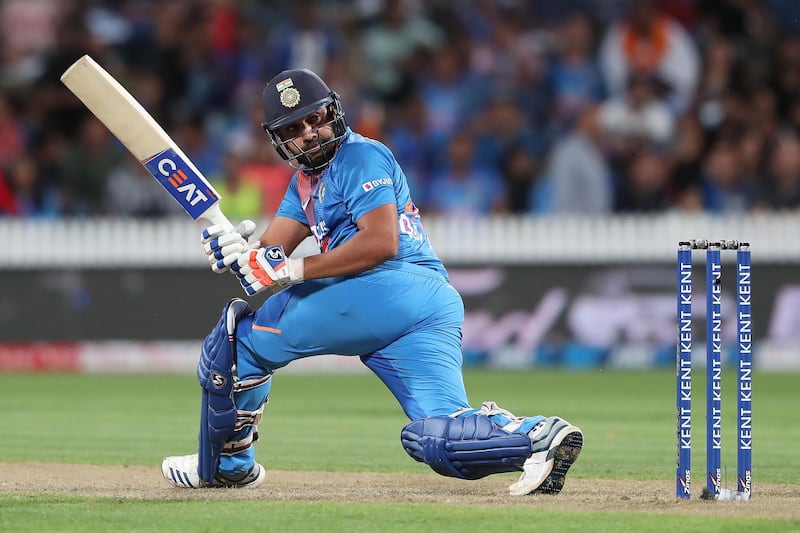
[{"x1": 1, "y1": 463, "x2": 798, "y2": 520}]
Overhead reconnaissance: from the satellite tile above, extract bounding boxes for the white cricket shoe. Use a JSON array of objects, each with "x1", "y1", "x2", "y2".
[
  {"x1": 161, "y1": 454, "x2": 266, "y2": 489},
  {"x1": 508, "y1": 417, "x2": 583, "y2": 496}
]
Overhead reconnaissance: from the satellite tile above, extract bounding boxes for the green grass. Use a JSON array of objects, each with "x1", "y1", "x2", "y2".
[
  {"x1": 1, "y1": 369, "x2": 798, "y2": 531},
  {"x1": 1, "y1": 495, "x2": 797, "y2": 533}
]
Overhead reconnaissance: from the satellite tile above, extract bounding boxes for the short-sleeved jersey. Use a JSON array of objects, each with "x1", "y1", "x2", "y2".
[{"x1": 275, "y1": 129, "x2": 447, "y2": 279}]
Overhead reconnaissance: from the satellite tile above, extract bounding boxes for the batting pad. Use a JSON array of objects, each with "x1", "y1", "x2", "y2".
[
  {"x1": 197, "y1": 298, "x2": 253, "y2": 483},
  {"x1": 401, "y1": 415, "x2": 532, "y2": 480}
]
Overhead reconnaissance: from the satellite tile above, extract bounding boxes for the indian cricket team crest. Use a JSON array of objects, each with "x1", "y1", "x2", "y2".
[{"x1": 277, "y1": 77, "x2": 301, "y2": 108}]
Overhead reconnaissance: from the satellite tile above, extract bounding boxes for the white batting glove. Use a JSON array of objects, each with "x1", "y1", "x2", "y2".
[
  {"x1": 201, "y1": 220, "x2": 257, "y2": 273},
  {"x1": 231, "y1": 245, "x2": 304, "y2": 297}
]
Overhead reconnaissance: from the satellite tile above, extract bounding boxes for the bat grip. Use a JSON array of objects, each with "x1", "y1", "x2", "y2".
[{"x1": 200, "y1": 204, "x2": 233, "y2": 229}]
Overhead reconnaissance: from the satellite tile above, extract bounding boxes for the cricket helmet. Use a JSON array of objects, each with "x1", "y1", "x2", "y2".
[{"x1": 261, "y1": 69, "x2": 347, "y2": 170}]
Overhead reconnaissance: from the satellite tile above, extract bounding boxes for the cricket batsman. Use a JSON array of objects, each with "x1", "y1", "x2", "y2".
[{"x1": 161, "y1": 68, "x2": 583, "y2": 495}]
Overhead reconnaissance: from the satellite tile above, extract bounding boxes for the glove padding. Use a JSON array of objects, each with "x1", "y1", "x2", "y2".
[
  {"x1": 201, "y1": 220, "x2": 257, "y2": 273},
  {"x1": 232, "y1": 245, "x2": 304, "y2": 297}
]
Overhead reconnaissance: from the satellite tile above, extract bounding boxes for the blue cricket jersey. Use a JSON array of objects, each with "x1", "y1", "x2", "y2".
[
  {"x1": 274, "y1": 129, "x2": 447, "y2": 279},
  {"x1": 237, "y1": 128, "x2": 468, "y2": 423}
]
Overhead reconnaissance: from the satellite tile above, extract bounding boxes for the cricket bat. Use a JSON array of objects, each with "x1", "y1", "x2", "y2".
[{"x1": 60, "y1": 54, "x2": 231, "y2": 228}]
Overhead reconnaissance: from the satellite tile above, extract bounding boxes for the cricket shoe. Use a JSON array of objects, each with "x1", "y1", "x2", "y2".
[
  {"x1": 508, "y1": 417, "x2": 583, "y2": 496},
  {"x1": 161, "y1": 454, "x2": 266, "y2": 489}
]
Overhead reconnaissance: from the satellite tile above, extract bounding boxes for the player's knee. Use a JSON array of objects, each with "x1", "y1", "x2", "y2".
[
  {"x1": 400, "y1": 414, "x2": 531, "y2": 480},
  {"x1": 198, "y1": 299, "x2": 253, "y2": 387}
]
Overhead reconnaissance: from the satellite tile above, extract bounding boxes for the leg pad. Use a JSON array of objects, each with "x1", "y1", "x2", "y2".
[
  {"x1": 197, "y1": 298, "x2": 253, "y2": 483},
  {"x1": 401, "y1": 414, "x2": 532, "y2": 480}
]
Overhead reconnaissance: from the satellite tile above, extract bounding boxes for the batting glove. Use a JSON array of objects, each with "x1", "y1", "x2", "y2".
[
  {"x1": 201, "y1": 220, "x2": 257, "y2": 273},
  {"x1": 232, "y1": 245, "x2": 304, "y2": 297}
]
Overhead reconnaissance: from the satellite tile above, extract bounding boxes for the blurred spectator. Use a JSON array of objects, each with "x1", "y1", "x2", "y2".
[
  {"x1": 214, "y1": 91, "x2": 294, "y2": 219},
  {"x1": 426, "y1": 132, "x2": 506, "y2": 216},
  {"x1": 360, "y1": 0, "x2": 444, "y2": 103},
  {"x1": 172, "y1": 114, "x2": 222, "y2": 179},
  {"x1": 670, "y1": 114, "x2": 707, "y2": 198},
  {"x1": 0, "y1": 169, "x2": 16, "y2": 215},
  {"x1": 763, "y1": 0, "x2": 800, "y2": 36},
  {"x1": 57, "y1": 116, "x2": 122, "y2": 215},
  {"x1": 738, "y1": 129, "x2": 769, "y2": 184},
  {"x1": 239, "y1": 145, "x2": 293, "y2": 218},
  {"x1": 0, "y1": 0, "x2": 64, "y2": 88},
  {"x1": 774, "y1": 36, "x2": 800, "y2": 119},
  {"x1": 469, "y1": 5, "x2": 550, "y2": 121},
  {"x1": 472, "y1": 93, "x2": 546, "y2": 171},
  {"x1": 228, "y1": 14, "x2": 270, "y2": 107},
  {"x1": 210, "y1": 143, "x2": 263, "y2": 224},
  {"x1": 700, "y1": 140, "x2": 754, "y2": 213},
  {"x1": 598, "y1": 73, "x2": 676, "y2": 149},
  {"x1": 147, "y1": 2, "x2": 236, "y2": 128},
  {"x1": 266, "y1": 1, "x2": 342, "y2": 75},
  {"x1": 547, "y1": 11, "x2": 606, "y2": 132},
  {"x1": 7, "y1": 154, "x2": 60, "y2": 217},
  {"x1": 231, "y1": 101, "x2": 294, "y2": 217},
  {"x1": 501, "y1": 144, "x2": 542, "y2": 214},
  {"x1": 694, "y1": 34, "x2": 735, "y2": 133},
  {"x1": 383, "y1": 92, "x2": 438, "y2": 211},
  {"x1": 416, "y1": 44, "x2": 486, "y2": 144},
  {"x1": 750, "y1": 85, "x2": 780, "y2": 140},
  {"x1": 31, "y1": 4, "x2": 105, "y2": 140},
  {"x1": 0, "y1": 94, "x2": 25, "y2": 169},
  {"x1": 755, "y1": 132, "x2": 800, "y2": 210},
  {"x1": 788, "y1": 97, "x2": 800, "y2": 136},
  {"x1": 543, "y1": 105, "x2": 614, "y2": 215},
  {"x1": 615, "y1": 148, "x2": 672, "y2": 212},
  {"x1": 0, "y1": 0, "x2": 799, "y2": 219},
  {"x1": 672, "y1": 183, "x2": 705, "y2": 214},
  {"x1": 598, "y1": 0, "x2": 700, "y2": 114}
]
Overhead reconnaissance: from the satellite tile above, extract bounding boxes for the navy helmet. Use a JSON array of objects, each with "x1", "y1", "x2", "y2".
[{"x1": 261, "y1": 69, "x2": 347, "y2": 170}]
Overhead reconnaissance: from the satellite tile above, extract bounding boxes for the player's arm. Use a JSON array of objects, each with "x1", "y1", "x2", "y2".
[
  {"x1": 232, "y1": 204, "x2": 397, "y2": 296},
  {"x1": 300, "y1": 203, "x2": 398, "y2": 280},
  {"x1": 256, "y1": 215, "x2": 312, "y2": 257}
]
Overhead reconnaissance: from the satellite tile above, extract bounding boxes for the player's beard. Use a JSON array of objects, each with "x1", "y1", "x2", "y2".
[{"x1": 291, "y1": 129, "x2": 336, "y2": 170}]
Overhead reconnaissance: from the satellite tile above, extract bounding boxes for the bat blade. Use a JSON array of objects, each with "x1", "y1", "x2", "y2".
[{"x1": 60, "y1": 55, "x2": 230, "y2": 227}]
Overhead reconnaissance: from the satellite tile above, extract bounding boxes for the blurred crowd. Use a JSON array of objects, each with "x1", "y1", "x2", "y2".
[{"x1": 1, "y1": 0, "x2": 800, "y2": 220}]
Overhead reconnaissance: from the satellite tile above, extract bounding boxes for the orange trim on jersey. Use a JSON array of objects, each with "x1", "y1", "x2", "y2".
[{"x1": 253, "y1": 325, "x2": 282, "y2": 334}]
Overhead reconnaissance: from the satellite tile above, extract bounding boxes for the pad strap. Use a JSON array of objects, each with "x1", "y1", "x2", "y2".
[
  {"x1": 222, "y1": 428, "x2": 259, "y2": 455},
  {"x1": 234, "y1": 403, "x2": 265, "y2": 431}
]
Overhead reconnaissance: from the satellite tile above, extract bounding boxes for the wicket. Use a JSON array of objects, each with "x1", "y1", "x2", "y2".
[{"x1": 675, "y1": 239, "x2": 752, "y2": 501}]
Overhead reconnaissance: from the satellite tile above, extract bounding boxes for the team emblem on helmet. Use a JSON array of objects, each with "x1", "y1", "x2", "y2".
[{"x1": 279, "y1": 87, "x2": 301, "y2": 108}]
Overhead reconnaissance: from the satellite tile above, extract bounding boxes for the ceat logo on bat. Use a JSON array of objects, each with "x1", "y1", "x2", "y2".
[{"x1": 143, "y1": 148, "x2": 219, "y2": 219}]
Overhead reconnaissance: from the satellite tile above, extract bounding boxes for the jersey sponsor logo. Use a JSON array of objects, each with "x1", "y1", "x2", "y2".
[
  {"x1": 143, "y1": 148, "x2": 218, "y2": 219},
  {"x1": 311, "y1": 220, "x2": 328, "y2": 243},
  {"x1": 399, "y1": 213, "x2": 424, "y2": 242},
  {"x1": 361, "y1": 177, "x2": 393, "y2": 192}
]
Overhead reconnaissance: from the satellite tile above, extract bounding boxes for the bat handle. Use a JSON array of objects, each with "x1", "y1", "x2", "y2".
[{"x1": 199, "y1": 204, "x2": 233, "y2": 229}]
